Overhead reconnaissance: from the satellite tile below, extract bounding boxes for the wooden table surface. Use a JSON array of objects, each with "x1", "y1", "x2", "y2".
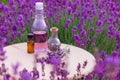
[{"x1": 1, "y1": 42, "x2": 96, "y2": 79}]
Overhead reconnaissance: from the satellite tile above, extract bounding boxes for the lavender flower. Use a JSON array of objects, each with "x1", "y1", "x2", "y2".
[
  {"x1": 82, "y1": 60, "x2": 88, "y2": 69},
  {"x1": 50, "y1": 71, "x2": 55, "y2": 80},
  {"x1": 19, "y1": 69, "x2": 32, "y2": 80},
  {"x1": 11, "y1": 62, "x2": 20, "y2": 75},
  {"x1": 48, "y1": 56, "x2": 61, "y2": 65},
  {"x1": 65, "y1": 18, "x2": 71, "y2": 29},
  {"x1": 31, "y1": 67, "x2": 39, "y2": 79},
  {"x1": 0, "y1": 37, "x2": 7, "y2": 61},
  {"x1": 61, "y1": 69, "x2": 69, "y2": 78}
]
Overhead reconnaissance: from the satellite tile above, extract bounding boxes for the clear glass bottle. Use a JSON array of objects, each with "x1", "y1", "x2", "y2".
[
  {"x1": 47, "y1": 27, "x2": 61, "y2": 52},
  {"x1": 32, "y1": 2, "x2": 47, "y2": 53}
]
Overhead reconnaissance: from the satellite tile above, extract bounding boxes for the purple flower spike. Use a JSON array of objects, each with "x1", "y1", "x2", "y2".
[
  {"x1": 61, "y1": 69, "x2": 69, "y2": 78},
  {"x1": 112, "y1": 51, "x2": 119, "y2": 57},
  {"x1": 65, "y1": 18, "x2": 71, "y2": 29},
  {"x1": 40, "y1": 57, "x2": 46, "y2": 64},
  {"x1": 3, "y1": 74, "x2": 10, "y2": 80},
  {"x1": 9, "y1": 0, "x2": 14, "y2": 5},
  {"x1": 115, "y1": 71, "x2": 120, "y2": 79},
  {"x1": 50, "y1": 71, "x2": 55, "y2": 79},
  {"x1": 49, "y1": 57, "x2": 61, "y2": 65},
  {"x1": 82, "y1": 60, "x2": 88, "y2": 69},
  {"x1": 12, "y1": 25, "x2": 18, "y2": 31},
  {"x1": 72, "y1": 25, "x2": 77, "y2": 32},
  {"x1": 19, "y1": 69, "x2": 32, "y2": 80},
  {"x1": 31, "y1": 67, "x2": 39, "y2": 79},
  {"x1": 96, "y1": 20, "x2": 103, "y2": 27},
  {"x1": 77, "y1": 63, "x2": 81, "y2": 71},
  {"x1": 11, "y1": 62, "x2": 20, "y2": 74},
  {"x1": 67, "y1": 6, "x2": 72, "y2": 14}
]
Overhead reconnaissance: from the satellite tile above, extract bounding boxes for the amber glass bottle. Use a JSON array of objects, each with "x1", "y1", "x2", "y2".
[{"x1": 27, "y1": 33, "x2": 34, "y2": 53}]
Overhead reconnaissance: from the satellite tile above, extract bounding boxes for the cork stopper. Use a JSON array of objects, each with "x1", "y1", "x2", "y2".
[{"x1": 50, "y1": 27, "x2": 58, "y2": 32}]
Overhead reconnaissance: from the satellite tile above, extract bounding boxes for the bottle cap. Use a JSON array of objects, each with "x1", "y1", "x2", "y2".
[
  {"x1": 35, "y1": 2, "x2": 43, "y2": 10},
  {"x1": 27, "y1": 33, "x2": 34, "y2": 39}
]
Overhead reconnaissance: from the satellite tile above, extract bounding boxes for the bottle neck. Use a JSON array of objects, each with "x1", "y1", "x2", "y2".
[
  {"x1": 35, "y1": 9, "x2": 44, "y2": 19},
  {"x1": 51, "y1": 31, "x2": 58, "y2": 38},
  {"x1": 35, "y1": 14, "x2": 44, "y2": 19}
]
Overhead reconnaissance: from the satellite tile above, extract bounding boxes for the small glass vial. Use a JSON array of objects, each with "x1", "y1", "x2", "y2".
[
  {"x1": 47, "y1": 27, "x2": 61, "y2": 52},
  {"x1": 27, "y1": 33, "x2": 34, "y2": 53}
]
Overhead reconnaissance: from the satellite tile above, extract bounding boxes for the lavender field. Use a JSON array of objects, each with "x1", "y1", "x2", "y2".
[{"x1": 0, "y1": 0, "x2": 120, "y2": 80}]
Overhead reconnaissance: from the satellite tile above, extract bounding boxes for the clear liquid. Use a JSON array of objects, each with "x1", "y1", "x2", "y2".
[{"x1": 33, "y1": 31, "x2": 47, "y2": 52}]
